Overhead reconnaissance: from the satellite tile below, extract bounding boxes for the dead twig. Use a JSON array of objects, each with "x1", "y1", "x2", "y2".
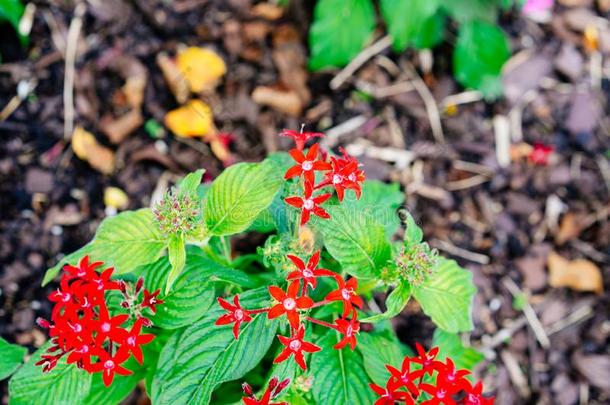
[
  {"x1": 545, "y1": 304, "x2": 594, "y2": 336},
  {"x1": 320, "y1": 115, "x2": 368, "y2": 149},
  {"x1": 502, "y1": 277, "x2": 550, "y2": 349},
  {"x1": 330, "y1": 35, "x2": 392, "y2": 90},
  {"x1": 493, "y1": 115, "x2": 511, "y2": 168},
  {"x1": 63, "y1": 3, "x2": 86, "y2": 140},
  {"x1": 500, "y1": 350, "x2": 531, "y2": 399},
  {"x1": 446, "y1": 175, "x2": 490, "y2": 191},
  {"x1": 431, "y1": 239, "x2": 490, "y2": 264}
]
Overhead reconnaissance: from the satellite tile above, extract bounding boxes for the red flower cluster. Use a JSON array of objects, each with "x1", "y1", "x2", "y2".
[
  {"x1": 282, "y1": 128, "x2": 365, "y2": 225},
  {"x1": 529, "y1": 143, "x2": 553, "y2": 166},
  {"x1": 36, "y1": 256, "x2": 162, "y2": 386},
  {"x1": 370, "y1": 343, "x2": 494, "y2": 405},
  {"x1": 241, "y1": 376, "x2": 290, "y2": 405},
  {"x1": 215, "y1": 250, "x2": 363, "y2": 370}
]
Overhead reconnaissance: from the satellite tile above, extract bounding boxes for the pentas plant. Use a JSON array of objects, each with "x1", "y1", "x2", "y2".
[
  {"x1": 3, "y1": 128, "x2": 484, "y2": 405},
  {"x1": 35, "y1": 256, "x2": 162, "y2": 386},
  {"x1": 370, "y1": 344, "x2": 493, "y2": 405}
]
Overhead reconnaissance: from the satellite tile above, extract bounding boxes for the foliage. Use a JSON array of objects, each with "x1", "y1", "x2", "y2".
[{"x1": 309, "y1": 0, "x2": 513, "y2": 98}]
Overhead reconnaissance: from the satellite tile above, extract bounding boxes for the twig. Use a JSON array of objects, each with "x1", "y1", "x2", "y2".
[
  {"x1": 403, "y1": 62, "x2": 445, "y2": 143},
  {"x1": 63, "y1": 3, "x2": 86, "y2": 140},
  {"x1": 446, "y1": 175, "x2": 490, "y2": 191},
  {"x1": 545, "y1": 304, "x2": 594, "y2": 336},
  {"x1": 595, "y1": 155, "x2": 610, "y2": 194},
  {"x1": 354, "y1": 80, "x2": 415, "y2": 99},
  {"x1": 481, "y1": 316, "x2": 528, "y2": 350},
  {"x1": 344, "y1": 140, "x2": 415, "y2": 169},
  {"x1": 320, "y1": 115, "x2": 367, "y2": 149},
  {"x1": 500, "y1": 350, "x2": 531, "y2": 398},
  {"x1": 0, "y1": 79, "x2": 37, "y2": 121},
  {"x1": 493, "y1": 115, "x2": 511, "y2": 168},
  {"x1": 383, "y1": 106, "x2": 405, "y2": 149},
  {"x1": 570, "y1": 239, "x2": 610, "y2": 264},
  {"x1": 330, "y1": 35, "x2": 392, "y2": 90},
  {"x1": 502, "y1": 277, "x2": 550, "y2": 349},
  {"x1": 440, "y1": 91, "x2": 483, "y2": 109},
  {"x1": 453, "y1": 160, "x2": 495, "y2": 176},
  {"x1": 431, "y1": 239, "x2": 490, "y2": 264}
]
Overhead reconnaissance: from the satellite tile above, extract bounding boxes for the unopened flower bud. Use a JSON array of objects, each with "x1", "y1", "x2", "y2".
[
  {"x1": 121, "y1": 301, "x2": 129, "y2": 308},
  {"x1": 241, "y1": 382, "x2": 254, "y2": 397},
  {"x1": 268, "y1": 376, "x2": 279, "y2": 391},
  {"x1": 273, "y1": 378, "x2": 291, "y2": 397},
  {"x1": 140, "y1": 317, "x2": 152, "y2": 327},
  {"x1": 36, "y1": 317, "x2": 51, "y2": 329},
  {"x1": 135, "y1": 277, "x2": 144, "y2": 293}
]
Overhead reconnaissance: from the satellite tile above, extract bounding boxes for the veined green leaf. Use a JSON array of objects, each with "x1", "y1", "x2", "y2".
[
  {"x1": 177, "y1": 169, "x2": 204, "y2": 198},
  {"x1": 9, "y1": 343, "x2": 91, "y2": 405},
  {"x1": 432, "y1": 329, "x2": 484, "y2": 373},
  {"x1": 380, "y1": 0, "x2": 440, "y2": 51},
  {"x1": 358, "y1": 327, "x2": 404, "y2": 386},
  {"x1": 403, "y1": 211, "x2": 423, "y2": 247},
  {"x1": 314, "y1": 204, "x2": 392, "y2": 279},
  {"x1": 308, "y1": 0, "x2": 376, "y2": 70},
  {"x1": 140, "y1": 255, "x2": 215, "y2": 329},
  {"x1": 152, "y1": 289, "x2": 277, "y2": 404},
  {"x1": 361, "y1": 282, "x2": 411, "y2": 323},
  {"x1": 0, "y1": 338, "x2": 26, "y2": 380},
  {"x1": 42, "y1": 209, "x2": 166, "y2": 285},
  {"x1": 412, "y1": 257, "x2": 477, "y2": 333},
  {"x1": 454, "y1": 20, "x2": 510, "y2": 99},
  {"x1": 205, "y1": 161, "x2": 283, "y2": 236},
  {"x1": 166, "y1": 233, "x2": 186, "y2": 293},
  {"x1": 310, "y1": 330, "x2": 376, "y2": 405}
]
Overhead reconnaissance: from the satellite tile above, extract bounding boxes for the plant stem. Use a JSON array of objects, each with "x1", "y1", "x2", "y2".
[{"x1": 306, "y1": 317, "x2": 336, "y2": 330}]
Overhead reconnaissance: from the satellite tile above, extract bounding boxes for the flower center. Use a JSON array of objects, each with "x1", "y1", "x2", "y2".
[
  {"x1": 61, "y1": 293, "x2": 71, "y2": 303},
  {"x1": 303, "y1": 199, "x2": 314, "y2": 210},
  {"x1": 302, "y1": 160, "x2": 313, "y2": 171},
  {"x1": 101, "y1": 322, "x2": 111, "y2": 333},
  {"x1": 437, "y1": 389, "x2": 446, "y2": 399},
  {"x1": 234, "y1": 309, "x2": 244, "y2": 320},
  {"x1": 346, "y1": 325, "x2": 353, "y2": 337},
  {"x1": 104, "y1": 360, "x2": 115, "y2": 370},
  {"x1": 72, "y1": 323, "x2": 83, "y2": 333},
  {"x1": 332, "y1": 174, "x2": 343, "y2": 184},
  {"x1": 283, "y1": 298, "x2": 296, "y2": 310},
  {"x1": 289, "y1": 339, "x2": 301, "y2": 351},
  {"x1": 127, "y1": 336, "x2": 136, "y2": 346},
  {"x1": 341, "y1": 288, "x2": 352, "y2": 300},
  {"x1": 348, "y1": 173, "x2": 357, "y2": 182},
  {"x1": 78, "y1": 345, "x2": 89, "y2": 353},
  {"x1": 303, "y1": 268, "x2": 314, "y2": 278},
  {"x1": 401, "y1": 373, "x2": 410, "y2": 382}
]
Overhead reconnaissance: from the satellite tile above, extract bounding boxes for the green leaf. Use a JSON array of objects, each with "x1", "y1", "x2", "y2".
[
  {"x1": 454, "y1": 20, "x2": 510, "y2": 99},
  {"x1": 441, "y1": 0, "x2": 498, "y2": 23},
  {"x1": 411, "y1": 11, "x2": 447, "y2": 50},
  {"x1": 412, "y1": 257, "x2": 477, "y2": 333},
  {"x1": 380, "y1": 0, "x2": 440, "y2": 51},
  {"x1": 140, "y1": 255, "x2": 215, "y2": 329},
  {"x1": 178, "y1": 169, "x2": 204, "y2": 198},
  {"x1": 343, "y1": 180, "x2": 405, "y2": 238},
  {"x1": 188, "y1": 249, "x2": 258, "y2": 288},
  {"x1": 152, "y1": 289, "x2": 277, "y2": 404},
  {"x1": 205, "y1": 161, "x2": 283, "y2": 236},
  {"x1": 9, "y1": 343, "x2": 91, "y2": 405},
  {"x1": 166, "y1": 233, "x2": 186, "y2": 293},
  {"x1": 361, "y1": 282, "x2": 411, "y2": 323},
  {"x1": 308, "y1": 0, "x2": 376, "y2": 70},
  {"x1": 432, "y1": 329, "x2": 484, "y2": 372},
  {"x1": 83, "y1": 358, "x2": 145, "y2": 405},
  {"x1": 310, "y1": 330, "x2": 376, "y2": 405},
  {"x1": 314, "y1": 204, "x2": 392, "y2": 279},
  {"x1": 43, "y1": 209, "x2": 166, "y2": 285},
  {"x1": 403, "y1": 211, "x2": 423, "y2": 247},
  {"x1": 358, "y1": 328, "x2": 404, "y2": 386},
  {"x1": 0, "y1": 338, "x2": 26, "y2": 380}
]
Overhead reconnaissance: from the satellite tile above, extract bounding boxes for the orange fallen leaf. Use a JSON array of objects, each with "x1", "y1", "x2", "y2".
[
  {"x1": 100, "y1": 108, "x2": 144, "y2": 144},
  {"x1": 555, "y1": 212, "x2": 584, "y2": 245},
  {"x1": 251, "y1": 3, "x2": 284, "y2": 20},
  {"x1": 157, "y1": 52, "x2": 190, "y2": 104},
  {"x1": 165, "y1": 99, "x2": 215, "y2": 137},
  {"x1": 71, "y1": 127, "x2": 115, "y2": 175},
  {"x1": 548, "y1": 251, "x2": 603, "y2": 294},
  {"x1": 510, "y1": 142, "x2": 534, "y2": 162},
  {"x1": 252, "y1": 85, "x2": 302, "y2": 117},
  {"x1": 176, "y1": 47, "x2": 226, "y2": 93}
]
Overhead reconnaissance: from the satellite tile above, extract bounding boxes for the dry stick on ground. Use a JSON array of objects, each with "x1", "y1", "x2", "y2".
[
  {"x1": 500, "y1": 350, "x2": 531, "y2": 399},
  {"x1": 320, "y1": 115, "x2": 368, "y2": 149},
  {"x1": 431, "y1": 238, "x2": 490, "y2": 264},
  {"x1": 329, "y1": 35, "x2": 393, "y2": 90},
  {"x1": 439, "y1": 90, "x2": 483, "y2": 111},
  {"x1": 63, "y1": 3, "x2": 86, "y2": 141},
  {"x1": 502, "y1": 277, "x2": 551, "y2": 349}
]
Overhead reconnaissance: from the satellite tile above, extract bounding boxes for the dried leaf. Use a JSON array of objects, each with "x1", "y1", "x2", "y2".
[
  {"x1": 251, "y1": 3, "x2": 284, "y2": 20},
  {"x1": 100, "y1": 108, "x2": 144, "y2": 144},
  {"x1": 71, "y1": 127, "x2": 115, "y2": 175},
  {"x1": 104, "y1": 187, "x2": 129, "y2": 210},
  {"x1": 165, "y1": 99, "x2": 215, "y2": 138},
  {"x1": 252, "y1": 85, "x2": 302, "y2": 116},
  {"x1": 157, "y1": 52, "x2": 189, "y2": 104},
  {"x1": 510, "y1": 142, "x2": 534, "y2": 162},
  {"x1": 555, "y1": 212, "x2": 583, "y2": 245},
  {"x1": 547, "y1": 251, "x2": 603, "y2": 294},
  {"x1": 176, "y1": 47, "x2": 226, "y2": 93}
]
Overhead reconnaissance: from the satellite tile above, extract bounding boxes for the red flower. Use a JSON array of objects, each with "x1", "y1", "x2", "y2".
[
  {"x1": 267, "y1": 282, "x2": 313, "y2": 329},
  {"x1": 284, "y1": 143, "x2": 332, "y2": 185},
  {"x1": 320, "y1": 150, "x2": 365, "y2": 201},
  {"x1": 280, "y1": 128, "x2": 324, "y2": 151},
  {"x1": 529, "y1": 143, "x2": 553, "y2": 166},
  {"x1": 437, "y1": 358, "x2": 470, "y2": 393},
  {"x1": 274, "y1": 326, "x2": 321, "y2": 370},
  {"x1": 333, "y1": 312, "x2": 360, "y2": 350},
  {"x1": 286, "y1": 251, "x2": 335, "y2": 290},
  {"x1": 463, "y1": 381, "x2": 494, "y2": 405},
  {"x1": 89, "y1": 347, "x2": 132, "y2": 387},
  {"x1": 370, "y1": 379, "x2": 414, "y2": 405},
  {"x1": 386, "y1": 356, "x2": 424, "y2": 397},
  {"x1": 215, "y1": 295, "x2": 253, "y2": 339},
  {"x1": 121, "y1": 318, "x2": 155, "y2": 365},
  {"x1": 325, "y1": 277, "x2": 363, "y2": 318},
  {"x1": 242, "y1": 376, "x2": 290, "y2": 405},
  {"x1": 141, "y1": 289, "x2": 164, "y2": 314},
  {"x1": 285, "y1": 180, "x2": 331, "y2": 226},
  {"x1": 412, "y1": 343, "x2": 444, "y2": 376},
  {"x1": 419, "y1": 381, "x2": 456, "y2": 405}
]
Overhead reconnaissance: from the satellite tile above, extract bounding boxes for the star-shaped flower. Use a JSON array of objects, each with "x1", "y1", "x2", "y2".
[
  {"x1": 267, "y1": 281, "x2": 313, "y2": 329},
  {"x1": 286, "y1": 251, "x2": 335, "y2": 290},
  {"x1": 274, "y1": 326, "x2": 321, "y2": 370},
  {"x1": 280, "y1": 128, "x2": 324, "y2": 151},
  {"x1": 284, "y1": 143, "x2": 332, "y2": 185},
  {"x1": 324, "y1": 277, "x2": 363, "y2": 318},
  {"x1": 285, "y1": 180, "x2": 331, "y2": 226},
  {"x1": 215, "y1": 295, "x2": 253, "y2": 339},
  {"x1": 333, "y1": 312, "x2": 360, "y2": 350}
]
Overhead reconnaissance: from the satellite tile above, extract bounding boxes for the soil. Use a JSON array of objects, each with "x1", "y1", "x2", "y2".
[{"x1": 1, "y1": 1, "x2": 609, "y2": 404}]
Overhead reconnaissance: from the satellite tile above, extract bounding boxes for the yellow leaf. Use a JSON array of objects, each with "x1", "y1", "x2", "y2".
[
  {"x1": 71, "y1": 127, "x2": 115, "y2": 175},
  {"x1": 548, "y1": 251, "x2": 603, "y2": 294},
  {"x1": 104, "y1": 187, "x2": 129, "y2": 210},
  {"x1": 176, "y1": 47, "x2": 226, "y2": 93},
  {"x1": 164, "y1": 100, "x2": 215, "y2": 138}
]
